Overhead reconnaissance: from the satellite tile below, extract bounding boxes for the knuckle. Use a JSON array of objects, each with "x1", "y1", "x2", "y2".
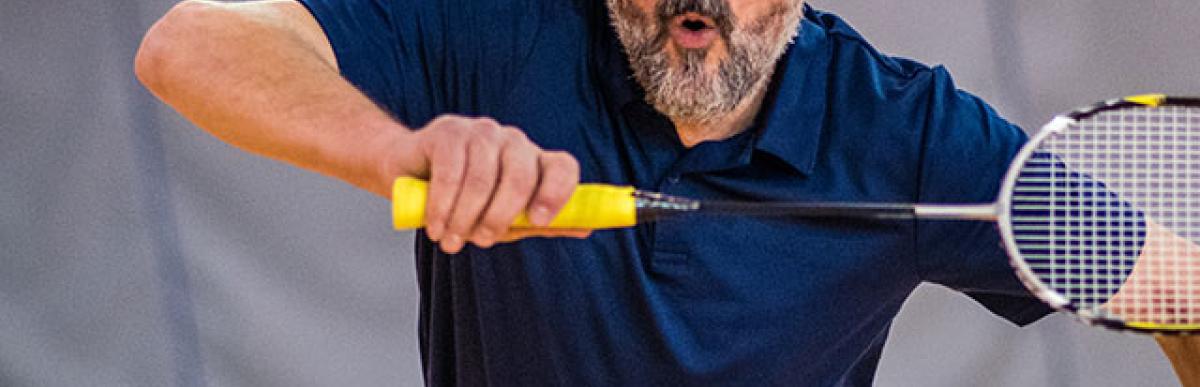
[
  {"x1": 544, "y1": 151, "x2": 578, "y2": 168},
  {"x1": 443, "y1": 124, "x2": 469, "y2": 139},
  {"x1": 425, "y1": 202, "x2": 448, "y2": 219},
  {"x1": 503, "y1": 172, "x2": 536, "y2": 192},
  {"x1": 425, "y1": 137, "x2": 456, "y2": 157},
  {"x1": 503, "y1": 126, "x2": 529, "y2": 142},
  {"x1": 429, "y1": 114, "x2": 464, "y2": 129},
  {"x1": 463, "y1": 168, "x2": 496, "y2": 188},
  {"x1": 475, "y1": 117, "x2": 501, "y2": 127},
  {"x1": 499, "y1": 143, "x2": 526, "y2": 162},
  {"x1": 545, "y1": 167, "x2": 577, "y2": 185},
  {"x1": 562, "y1": 162, "x2": 581, "y2": 178},
  {"x1": 500, "y1": 167, "x2": 538, "y2": 195},
  {"x1": 552, "y1": 166, "x2": 580, "y2": 185},
  {"x1": 422, "y1": 132, "x2": 459, "y2": 155},
  {"x1": 537, "y1": 185, "x2": 572, "y2": 205},
  {"x1": 473, "y1": 118, "x2": 503, "y2": 134},
  {"x1": 561, "y1": 152, "x2": 581, "y2": 170},
  {"x1": 424, "y1": 206, "x2": 450, "y2": 223},
  {"x1": 537, "y1": 177, "x2": 576, "y2": 205},
  {"x1": 431, "y1": 172, "x2": 461, "y2": 186},
  {"x1": 469, "y1": 130, "x2": 503, "y2": 150}
]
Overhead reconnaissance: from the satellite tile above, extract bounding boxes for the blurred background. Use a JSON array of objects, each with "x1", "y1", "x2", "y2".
[{"x1": 2, "y1": 0, "x2": 1198, "y2": 385}]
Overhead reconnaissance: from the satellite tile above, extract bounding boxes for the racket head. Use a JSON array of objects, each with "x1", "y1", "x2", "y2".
[{"x1": 997, "y1": 95, "x2": 1200, "y2": 334}]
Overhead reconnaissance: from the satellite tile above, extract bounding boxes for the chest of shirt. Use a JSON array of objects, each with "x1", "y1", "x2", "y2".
[
  {"x1": 435, "y1": 16, "x2": 926, "y2": 305},
  {"x1": 487, "y1": 84, "x2": 920, "y2": 305}
]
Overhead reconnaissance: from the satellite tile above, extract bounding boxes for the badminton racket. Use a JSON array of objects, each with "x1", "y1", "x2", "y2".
[{"x1": 392, "y1": 94, "x2": 1200, "y2": 334}]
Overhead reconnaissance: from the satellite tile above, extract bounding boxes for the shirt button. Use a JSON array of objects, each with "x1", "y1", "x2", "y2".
[{"x1": 667, "y1": 176, "x2": 680, "y2": 184}]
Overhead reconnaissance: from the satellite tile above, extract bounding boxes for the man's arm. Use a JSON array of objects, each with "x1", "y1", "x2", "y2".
[
  {"x1": 1144, "y1": 224, "x2": 1200, "y2": 386},
  {"x1": 1105, "y1": 222, "x2": 1200, "y2": 385},
  {"x1": 1157, "y1": 336, "x2": 1200, "y2": 386},
  {"x1": 135, "y1": 0, "x2": 585, "y2": 253},
  {"x1": 136, "y1": 0, "x2": 397, "y2": 195}
]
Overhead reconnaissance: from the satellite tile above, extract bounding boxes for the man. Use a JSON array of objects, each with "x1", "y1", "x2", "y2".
[{"x1": 134, "y1": 0, "x2": 1199, "y2": 385}]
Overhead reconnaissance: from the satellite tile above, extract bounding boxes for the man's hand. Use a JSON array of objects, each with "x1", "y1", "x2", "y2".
[{"x1": 376, "y1": 115, "x2": 590, "y2": 253}]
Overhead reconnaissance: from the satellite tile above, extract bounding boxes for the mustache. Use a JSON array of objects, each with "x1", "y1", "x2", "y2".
[
  {"x1": 656, "y1": 0, "x2": 735, "y2": 35},
  {"x1": 657, "y1": 0, "x2": 728, "y2": 18}
]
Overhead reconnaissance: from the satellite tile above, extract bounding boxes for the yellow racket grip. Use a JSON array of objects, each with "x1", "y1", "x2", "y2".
[{"x1": 392, "y1": 176, "x2": 638, "y2": 230}]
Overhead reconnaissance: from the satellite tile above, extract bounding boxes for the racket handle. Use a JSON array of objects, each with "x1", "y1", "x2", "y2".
[{"x1": 392, "y1": 177, "x2": 639, "y2": 230}]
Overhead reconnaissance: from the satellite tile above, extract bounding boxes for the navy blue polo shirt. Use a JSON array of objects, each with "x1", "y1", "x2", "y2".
[{"x1": 298, "y1": 1, "x2": 1054, "y2": 385}]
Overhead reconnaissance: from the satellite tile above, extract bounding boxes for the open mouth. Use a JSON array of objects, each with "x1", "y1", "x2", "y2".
[{"x1": 669, "y1": 12, "x2": 719, "y2": 49}]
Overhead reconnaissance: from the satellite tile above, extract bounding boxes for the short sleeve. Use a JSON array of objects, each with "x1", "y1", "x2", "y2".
[
  {"x1": 294, "y1": 0, "x2": 544, "y2": 125},
  {"x1": 913, "y1": 66, "x2": 1054, "y2": 326}
]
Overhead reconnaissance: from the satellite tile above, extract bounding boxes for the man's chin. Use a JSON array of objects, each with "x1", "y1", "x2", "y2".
[
  {"x1": 649, "y1": 90, "x2": 733, "y2": 123},
  {"x1": 664, "y1": 45, "x2": 727, "y2": 71}
]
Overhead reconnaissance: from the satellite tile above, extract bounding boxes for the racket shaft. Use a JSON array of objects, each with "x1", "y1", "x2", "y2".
[
  {"x1": 687, "y1": 203, "x2": 998, "y2": 221},
  {"x1": 692, "y1": 201, "x2": 917, "y2": 220}
]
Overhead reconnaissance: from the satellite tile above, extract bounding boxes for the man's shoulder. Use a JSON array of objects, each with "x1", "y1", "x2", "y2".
[
  {"x1": 806, "y1": 7, "x2": 937, "y2": 86},
  {"x1": 790, "y1": 8, "x2": 989, "y2": 155}
]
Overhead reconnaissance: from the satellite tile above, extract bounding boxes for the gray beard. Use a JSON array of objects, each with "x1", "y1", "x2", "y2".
[{"x1": 608, "y1": 0, "x2": 803, "y2": 124}]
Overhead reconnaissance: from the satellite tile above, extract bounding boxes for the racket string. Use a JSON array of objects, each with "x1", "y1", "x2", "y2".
[{"x1": 1011, "y1": 105, "x2": 1200, "y2": 326}]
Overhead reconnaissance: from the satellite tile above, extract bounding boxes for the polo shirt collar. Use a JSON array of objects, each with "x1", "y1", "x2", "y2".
[
  {"x1": 752, "y1": 9, "x2": 829, "y2": 176},
  {"x1": 594, "y1": 5, "x2": 830, "y2": 176}
]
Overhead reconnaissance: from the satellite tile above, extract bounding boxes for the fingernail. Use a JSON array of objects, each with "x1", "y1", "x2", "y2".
[
  {"x1": 473, "y1": 229, "x2": 495, "y2": 248},
  {"x1": 443, "y1": 234, "x2": 463, "y2": 253},
  {"x1": 427, "y1": 223, "x2": 444, "y2": 241},
  {"x1": 530, "y1": 206, "x2": 552, "y2": 226}
]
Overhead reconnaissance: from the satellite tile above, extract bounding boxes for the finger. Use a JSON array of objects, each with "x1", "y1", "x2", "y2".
[
  {"x1": 499, "y1": 228, "x2": 593, "y2": 242},
  {"x1": 527, "y1": 151, "x2": 580, "y2": 226},
  {"x1": 441, "y1": 122, "x2": 504, "y2": 253},
  {"x1": 470, "y1": 128, "x2": 539, "y2": 248},
  {"x1": 423, "y1": 129, "x2": 467, "y2": 242}
]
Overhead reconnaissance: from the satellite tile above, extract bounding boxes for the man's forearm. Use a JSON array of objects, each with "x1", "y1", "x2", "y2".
[
  {"x1": 135, "y1": 0, "x2": 408, "y2": 197},
  {"x1": 1158, "y1": 336, "x2": 1200, "y2": 386}
]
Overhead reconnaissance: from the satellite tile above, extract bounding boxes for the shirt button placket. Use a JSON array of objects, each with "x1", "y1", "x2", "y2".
[{"x1": 652, "y1": 173, "x2": 687, "y2": 265}]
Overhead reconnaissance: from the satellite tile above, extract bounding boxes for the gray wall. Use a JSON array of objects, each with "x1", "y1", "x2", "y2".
[{"x1": 1, "y1": 0, "x2": 1196, "y2": 386}]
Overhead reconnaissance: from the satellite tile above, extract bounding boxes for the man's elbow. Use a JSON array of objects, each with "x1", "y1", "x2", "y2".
[{"x1": 134, "y1": 0, "x2": 222, "y2": 94}]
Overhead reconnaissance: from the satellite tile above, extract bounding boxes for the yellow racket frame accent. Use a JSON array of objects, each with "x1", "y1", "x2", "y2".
[
  {"x1": 1125, "y1": 322, "x2": 1200, "y2": 331},
  {"x1": 392, "y1": 177, "x2": 638, "y2": 230},
  {"x1": 1124, "y1": 93, "x2": 1166, "y2": 107}
]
